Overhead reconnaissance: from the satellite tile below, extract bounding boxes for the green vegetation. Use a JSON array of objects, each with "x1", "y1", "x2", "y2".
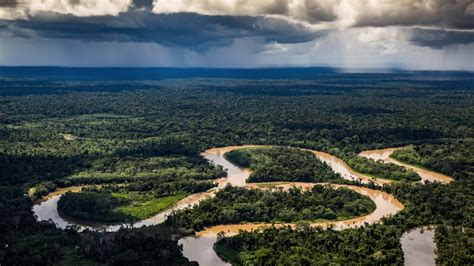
[
  {"x1": 346, "y1": 155, "x2": 420, "y2": 181},
  {"x1": 318, "y1": 147, "x2": 422, "y2": 182},
  {"x1": 0, "y1": 137, "x2": 225, "y2": 187},
  {"x1": 225, "y1": 147, "x2": 342, "y2": 182},
  {"x1": 58, "y1": 191, "x2": 131, "y2": 222},
  {"x1": 384, "y1": 182, "x2": 473, "y2": 228},
  {"x1": 27, "y1": 181, "x2": 58, "y2": 200},
  {"x1": 70, "y1": 226, "x2": 193, "y2": 265},
  {"x1": 58, "y1": 191, "x2": 187, "y2": 222},
  {"x1": 214, "y1": 236, "x2": 241, "y2": 263},
  {"x1": 392, "y1": 140, "x2": 474, "y2": 180},
  {"x1": 214, "y1": 139, "x2": 474, "y2": 265},
  {"x1": 1, "y1": 72, "x2": 473, "y2": 264},
  {"x1": 215, "y1": 178, "x2": 474, "y2": 265},
  {"x1": 0, "y1": 186, "x2": 193, "y2": 265},
  {"x1": 215, "y1": 224, "x2": 404, "y2": 265},
  {"x1": 63, "y1": 154, "x2": 225, "y2": 184},
  {"x1": 114, "y1": 193, "x2": 186, "y2": 220},
  {"x1": 435, "y1": 226, "x2": 474, "y2": 265},
  {"x1": 57, "y1": 177, "x2": 216, "y2": 223},
  {"x1": 168, "y1": 185, "x2": 375, "y2": 231}
]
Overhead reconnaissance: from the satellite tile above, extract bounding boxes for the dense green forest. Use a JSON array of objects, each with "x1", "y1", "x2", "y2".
[
  {"x1": 168, "y1": 185, "x2": 375, "y2": 231},
  {"x1": 225, "y1": 146, "x2": 420, "y2": 183},
  {"x1": 344, "y1": 154, "x2": 420, "y2": 181},
  {"x1": 0, "y1": 71, "x2": 473, "y2": 265},
  {"x1": 58, "y1": 191, "x2": 133, "y2": 222},
  {"x1": 215, "y1": 176, "x2": 474, "y2": 265},
  {"x1": 392, "y1": 140, "x2": 474, "y2": 180},
  {"x1": 224, "y1": 147, "x2": 342, "y2": 182},
  {"x1": 0, "y1": 186, "x2": 193, "y2": 265},
  {"x1": 57, "y1": 178, "x2": 215, "y2": 223},
  {"x1": 435, "y1": 226, "x2": 474, "y2": 265},
  {"x1": 58, "y1": 191, "x2": 188, "y2": 223},
  {"x1": 215, "y1": 224, "x2": 404, "y2": 265}
]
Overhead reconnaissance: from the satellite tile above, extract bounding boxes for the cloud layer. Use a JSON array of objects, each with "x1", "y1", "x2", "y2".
[
  {"x1": 352, "y1": 0, "x2": 474, "y2": 30},
  {"x1": 2, "y1": 10, "x2": 323, "y2": 50},
  {"x1": 153, "y1": 0, "x2": 338, "y2": 24},
  {"x1": 0, "y1": 0, "x2": 473, "y2": 69},
  {"x1": 152, "y1": 0, "x2": 474, "y2": 30}
]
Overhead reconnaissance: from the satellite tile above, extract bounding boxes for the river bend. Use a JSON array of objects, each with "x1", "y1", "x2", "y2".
[{"x1": 33, "y1": 145, "x2": 451, "y2": 265}]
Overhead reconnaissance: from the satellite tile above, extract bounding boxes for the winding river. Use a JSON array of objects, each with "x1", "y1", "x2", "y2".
[
  {"x1": 32, "y1": 145, "x2": 452, "y2": 265},
  {"x1": 359, "y1": 148, "x2": 453, "y2": 184}
]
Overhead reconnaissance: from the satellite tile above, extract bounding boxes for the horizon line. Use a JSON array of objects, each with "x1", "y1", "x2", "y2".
[{"x1": 0, "y1": 65, "x2": 473, "y2": 73}]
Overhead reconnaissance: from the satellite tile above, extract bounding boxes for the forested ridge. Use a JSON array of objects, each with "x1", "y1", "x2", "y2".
[{"x1": 0, "y1": 70, "x2": 472, "y2": 265}]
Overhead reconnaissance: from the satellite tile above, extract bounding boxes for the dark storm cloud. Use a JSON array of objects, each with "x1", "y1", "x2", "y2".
[
  {"x1": 0, "y1": 0, "x2": 19, "y2": 7},
  {"x1": 0, "y1": 0, "x2": 472, "y2": 59},
  {"x1": 354, "y1": 0, "x2": 474, "y2": 30},
  {"x1": 409, "y1": 27, "x2": 474, "y2": 49},
  {"x1": 0, "y1": 10, "x2": 324, "y2": 50},
  {"x1": 132, "y1": 0, "x2": 153, "y2": 9}
]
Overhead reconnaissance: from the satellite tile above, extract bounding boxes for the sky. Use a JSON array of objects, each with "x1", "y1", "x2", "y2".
[{"x1": 0, "y1": 0, "x2": 473, "y2": 70}]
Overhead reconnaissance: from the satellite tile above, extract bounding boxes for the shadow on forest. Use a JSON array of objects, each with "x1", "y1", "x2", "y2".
[{"x1": 0, "y1": 153, "x2": 92, "y2": 185}]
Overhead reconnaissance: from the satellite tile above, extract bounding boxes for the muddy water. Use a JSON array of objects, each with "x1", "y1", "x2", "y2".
[
  {"x1": 308, "y1": 150, "x2": 391, "y2": 186},
  {"x1": 400, "y1": 227, "x2": 437, "y2": 266},
  {"x1": 179, "y1": 236, "x2": 230, "y2": 266},
  {"x1": 195, "y1": 182, "x2": 403, "y2": 238},
  {"x1": 31, "y1": 146, "x2": 258, "y2": 231},
  {"x1": 33, "y1": 186, "x2": 216, "y2": 232},
  {"x1": 32, "y1": 145, "x2": 394, "y2": 231},
  {"x1": 32, "y1": 145, "x2": 446, "y2": 265},
  {"x1": 359, "y1": 148, "x2": 453, "y2": 183},
  {"x1": 32, "y1": 186, "x2": 89, "y2": 229},
  {"x1": 180, "y1": 146, "x2": 403, "y2": 264},
  {"x1": 205, "y1": 145, "x2": 393, "y2": 186},
  {"x1": 200, "y1": 146, "x2": 263, "y2": 188}
]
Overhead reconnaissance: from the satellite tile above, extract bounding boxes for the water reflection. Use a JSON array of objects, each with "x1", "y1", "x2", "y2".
[{"x1": 400, "y1": 226, "x2": 437, "y2": 266}]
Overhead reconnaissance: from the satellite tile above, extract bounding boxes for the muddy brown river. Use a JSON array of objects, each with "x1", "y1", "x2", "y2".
[
  {"x1": 179, "y1": 146, "x2": 403, "y2": 265},
  {"x1": 32, "y1": 145, "x2": 451, "y2": 265},
  {"x1": 359, "y1": 148, "x2": 453, "y2": 184}
]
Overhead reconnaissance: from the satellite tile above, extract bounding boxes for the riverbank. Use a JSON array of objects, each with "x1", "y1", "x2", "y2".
[{"x1": 32, "y1": 145, "x2": 455, "y2": 265}]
